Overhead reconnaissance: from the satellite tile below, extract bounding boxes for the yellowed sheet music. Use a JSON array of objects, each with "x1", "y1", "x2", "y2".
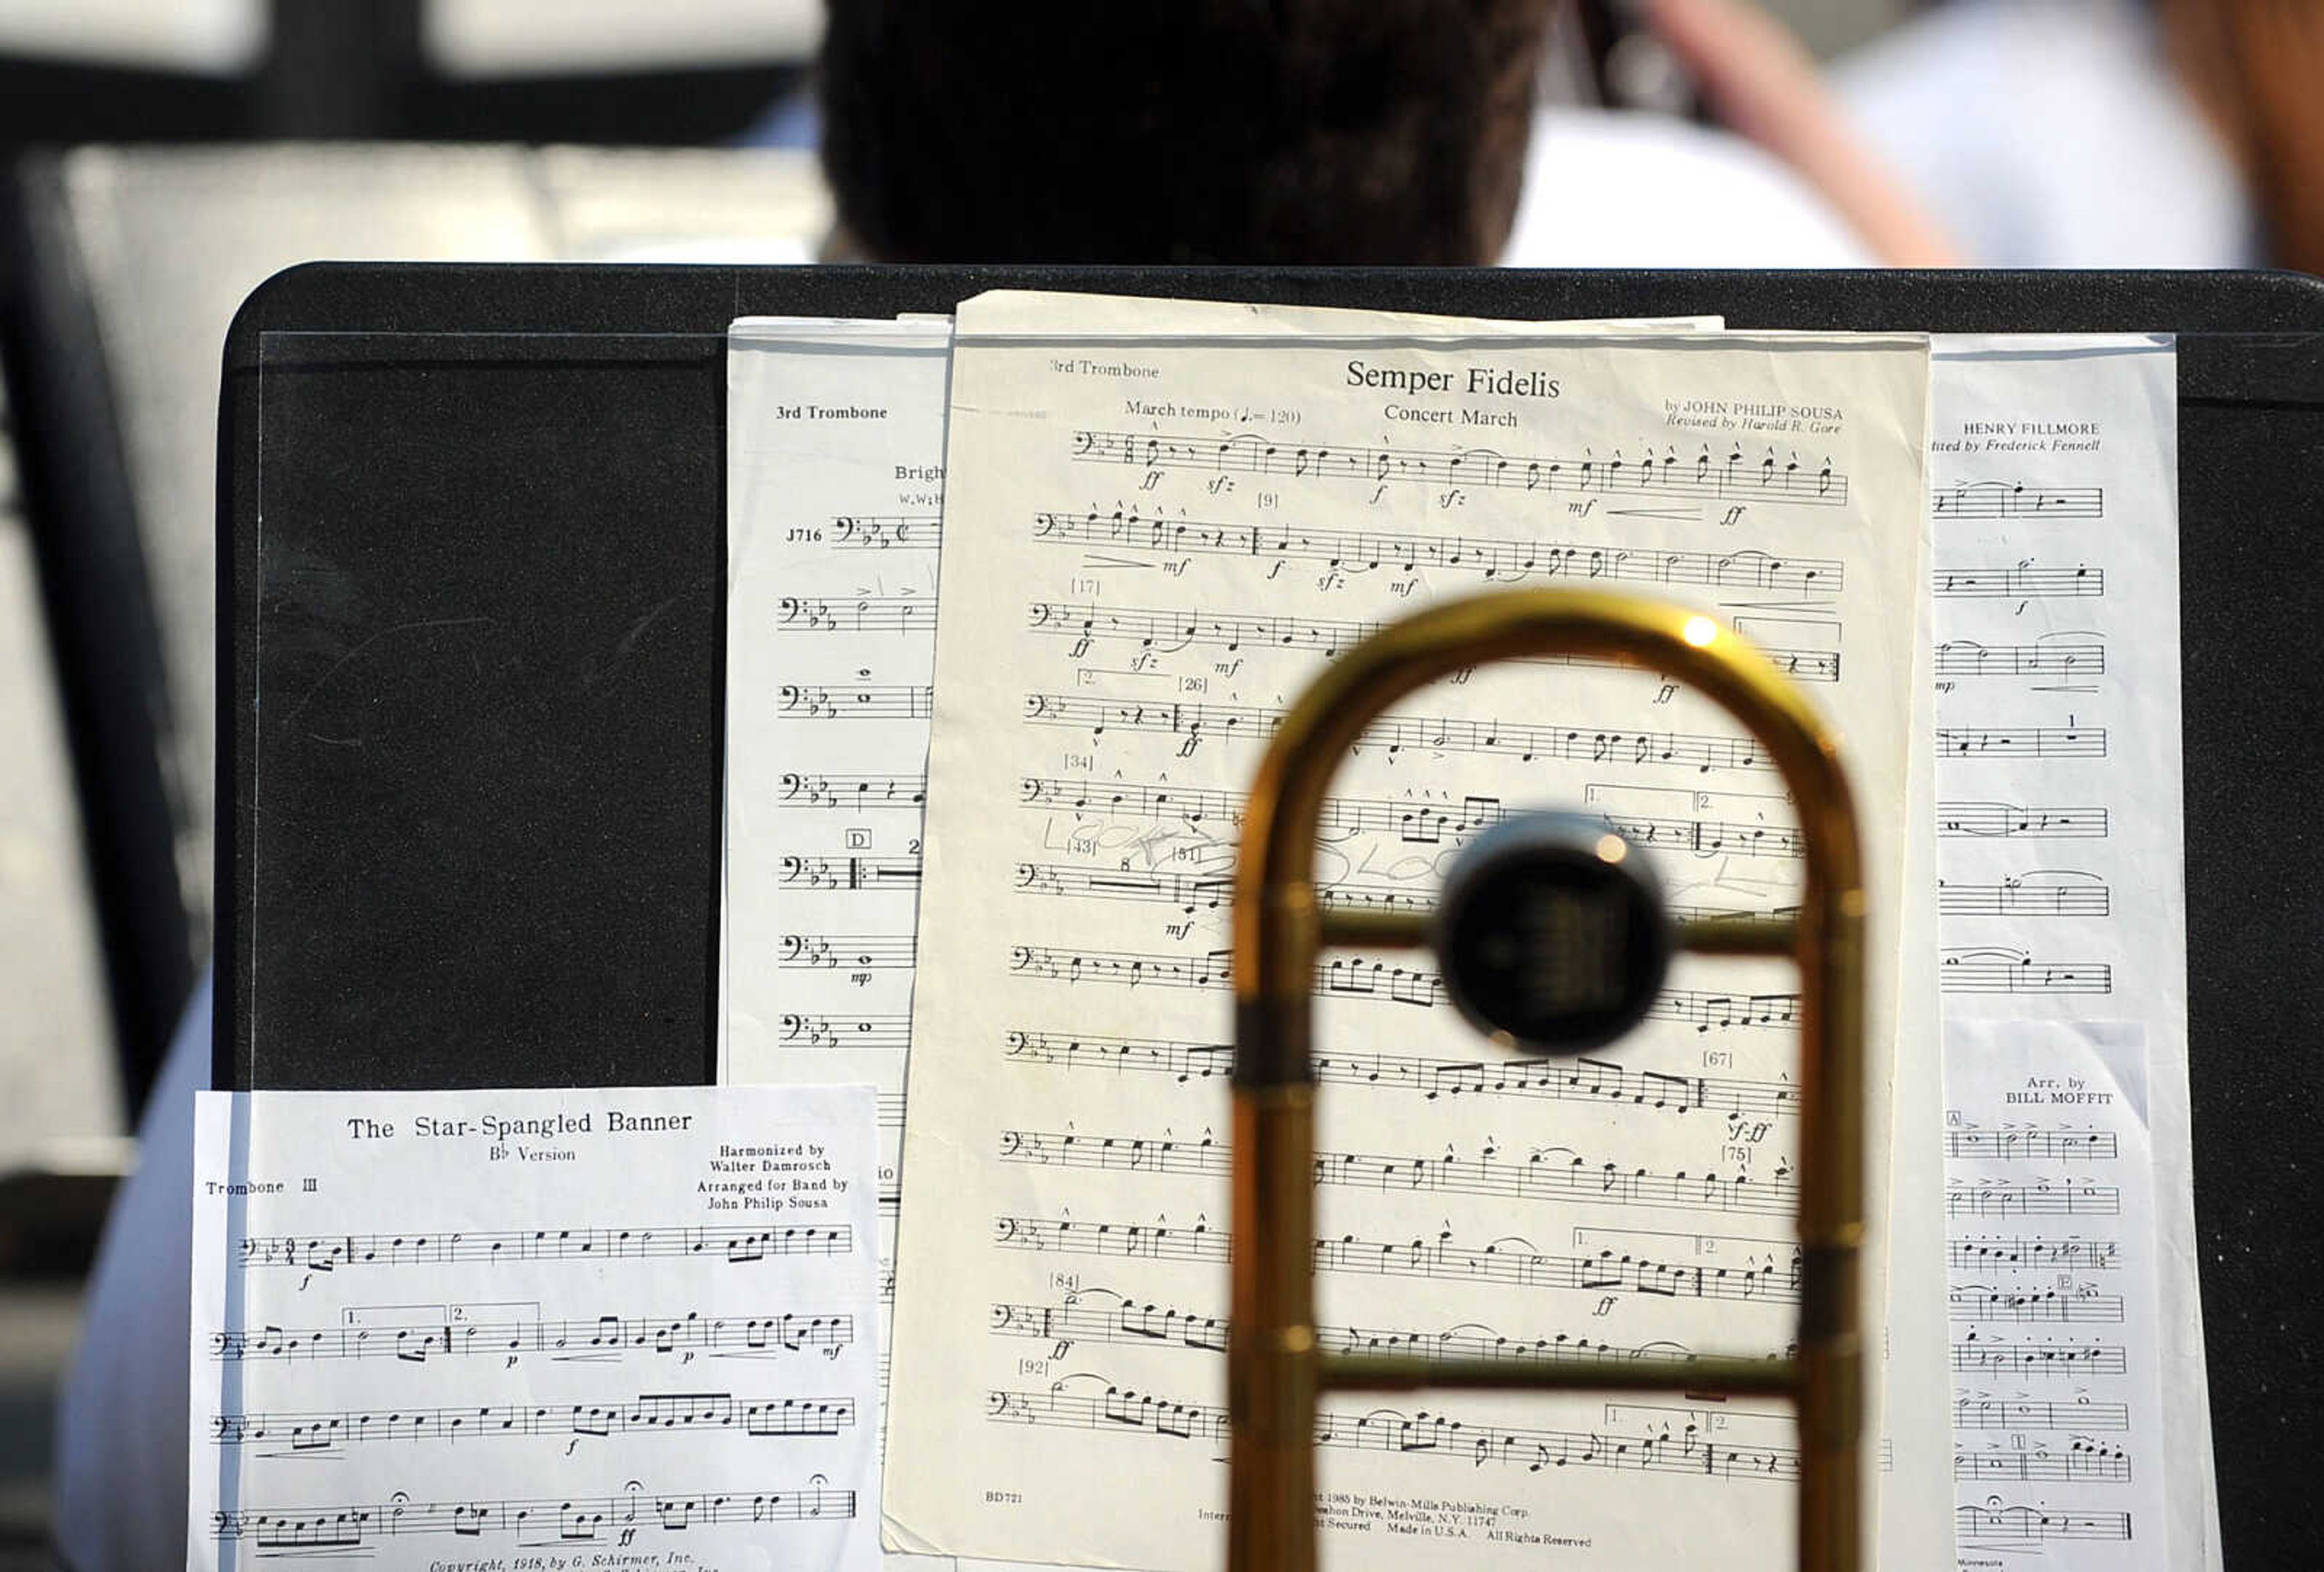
[{"x1": 882, "y1": 292, "x2": 1938, "y2": 1571}]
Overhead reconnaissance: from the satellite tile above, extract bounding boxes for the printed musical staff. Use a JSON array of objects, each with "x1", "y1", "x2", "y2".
[
  {"x1": 1006, "y1": 944, "x2": 1802, "y2": 1032},
  {"x1": 1950, "y1": 1337, "x2": 2127, "y2": 1379},
  {"x1": 781, "y1": 855, "x2": 921, "y2": 890},
  {"x1": 212, "y1": 1484, "x2": 856, "y2": 1550},
  {"x1": 779, "y1": 595, "x2": 934, "y2": 633},
  {"x1": 1950, "y1": 1286, "x2": 2125, "y2": 1324},
  {"x1": 776, "y1": 771, "x2": 927, "y2": 810},
  {"x1": 1938, "y1": 803, "x2": 2109, "y2": 839},
  {"x1": 211, "y1": 1309, "x2": 854, "y2": 1363},
  {"x1": 782, "y1": 934, "x2": 917, "y2": 970},
  {"x1": 1934, "y1": 638, "x2": 2106, "y2": 679},
  {"x1": 989, "y1": 1383, "x2": 1798, "y2": 1480},
  {"x1": 1002, "y1": 1029, "x2": 1797, "y2": 1120},
  {"x1": 1071, "y1": 428, "x2": 1852, "y2": 507},
  {"x1": 1937, "y1": 875, "x2": 2110, "y2": 919},
  {"x1": 777, "y1": 683, "x2": 932, "y2": 720},
  {"x1": 997, "y1": 1126, "x2": 1795, "y2": 1218},
  {"x1": 1933, "y1": 563, "x2": 2103, "y2": 598},
  {"x1": 988, "y1": 1293, "x2": 1744, "y2": 1372},
  {"x1": 1035, "y1": 508, "x2": 1846, "y2": 594},
  {"x1": 1030, "y1": 600, "x2": 1839, "y2": 680},
  {"x1": 993, "y1": 1214, "x2": 1799, "y2": 1304},
  {"x1": 779, "y1": 1013, "x2": 913, "y2": 1053},
  {"x1": 237, "y1": 1223, "x2": 853, "y2": 1271},
  {"x1": 214, "y1": 1393, "x2": 856, "y2": 1449},
  {"x1": 1954, "y1": 1504, "x2": 2131, "y2": 1545},
  {"x1": 1022, "y1": 775, "x2": 1802, "y2": 859},
  {"x1": 1945, "y1": 1180, "x2": 2119, "y2": 1218},
  {"x1": 1011, "y1": 860, "x2": 1786, "y2": 927},
  {"x1": 1953, "y1": 1395, "x2": 2130, "y2": 1432},
  {"x1": 1936, "y1": 726, "x2": 2106, "y2": 760},
  {"x1": 1938, "y1": 950, "x2": 2113, "y2": 996},
  {"x1": 1931, "y1": 479, "x2": 2105, "y2": 520},
  {"x1": 1945, "y1": 1128, "x2": 2118, "y2": 1162},
  {"x1": 1949, "y1": 1237, "x2": 2120, "y2": 1272},
  {"x1": 1954, "y1": 1448, "x2": 2130, "y2": 1484},
  {"x1": 1023, "y1": 694, "x2": 1773, "y2": 772}
]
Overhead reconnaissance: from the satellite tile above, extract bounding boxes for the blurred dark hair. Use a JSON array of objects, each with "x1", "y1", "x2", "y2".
[{"x1": 819, "y1": 1, "x2": 1553, "y2": 266}]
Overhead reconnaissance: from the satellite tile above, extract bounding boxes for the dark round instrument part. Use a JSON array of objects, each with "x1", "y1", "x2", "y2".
[{"x1": 1434, "y1": 813, "x2": 1672, "y2": 1054}]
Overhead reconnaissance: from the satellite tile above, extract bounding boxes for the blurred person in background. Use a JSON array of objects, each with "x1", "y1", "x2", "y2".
[
  {"x1": 1837, "y1": 0, "x2": 2324, "y2": 272},
  {"x1": 814, "y1": 0, "x2": 1954, "y2": 268},
  {"x1": 55, "y1": 6, "x2": 1951, "y2": 1570}
]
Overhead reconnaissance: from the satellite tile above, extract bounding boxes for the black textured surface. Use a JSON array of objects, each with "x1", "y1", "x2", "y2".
[{"x1": 219, "y1": 265, "x2": 2324, "y2": 1565}]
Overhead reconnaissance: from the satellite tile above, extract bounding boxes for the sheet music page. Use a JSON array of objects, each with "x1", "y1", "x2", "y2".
[
  {"x1": 1926, "y1": 335, "x2": 2212, "y2": 1571},
  {"x1": 883, "y1": 291, "x2": 1935, "y2": 1572},
  {"x1": 189, "y1": 1085, "x2": 884, "y2": 1572},
  {"x1": 1942, "y1": 1021, "x2": 2164, "y2": 1572},
  {"x1": 726, "y1": 317, "x2": 957, "y2": 1087},
  {"x1": 722, "y1": 307, "x2": 1724, "y2": 1572}
]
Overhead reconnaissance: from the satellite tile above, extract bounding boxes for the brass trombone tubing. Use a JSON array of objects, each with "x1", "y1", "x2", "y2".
[{"x1": 1227, "y1": 587, "x2": 1865, "y2": 1572}]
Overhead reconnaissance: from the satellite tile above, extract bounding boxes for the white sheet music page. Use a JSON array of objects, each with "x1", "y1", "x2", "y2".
[
  {"x1": 1942, "y1": 1021, "x2": 2164, "y2": 1572},
  {"x1": 1927, "y1": 335, "x2": 2211, "y2": 1571},
  {"x1": 883, "y1": 291, "x2": 1935, "y2": 1572},
  {"x1": 188, "y1": 1085, "x2": 884, "y2": 1572},
  {"x1": 725, "y1": 317, "x2": 956, "y2": 1088}
]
